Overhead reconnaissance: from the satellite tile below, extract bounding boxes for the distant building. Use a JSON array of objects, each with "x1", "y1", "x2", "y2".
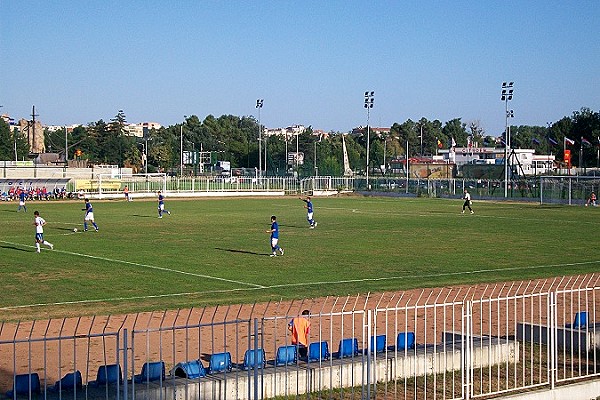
[
  {"x1": 46, "y1": 124, "x2": 82, "y2": 133},
  {"x1": 438, "y1": 147, "x2": 555, "y2": 175},
  {"x1": 351, "y1": 126, "x2": 390, "y2": 137},
  {"x1": 123, "y1": 122, "x2": 162, "y2": 138},
  {"x1": 264, "y1": 124, "x2": 306, "y2": 137}
]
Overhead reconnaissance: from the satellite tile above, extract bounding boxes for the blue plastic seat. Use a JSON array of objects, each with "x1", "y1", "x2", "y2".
[
  {"x1": 6, "y1": 373, "x2": 41, "y2": 397},
  {"x1": 396, "y1": 332, "x2": 416, "y2": 350},
  {"x1": 308, "y1": 341, "x2": 330, "y2": 362},
  {"x1": 275, "y1": 345, "x2": 297, "y2": 366},
  {"x1": 172, "y1": 360, "x2": 206, "y2": 379},
  {"x1": 337, "y1": 338, "x2": 359, "y2": 358},
  {"x1": 242, "y1": 348, "x2": 266, "y2": 370},
  {"x1": 94, "y1": 364, "x2": 122, "y2": 385},
  {"x1": 134, "y1": 361, "x2": 165, "y2": 383},
  {"x1": 566, "y1": 311, "x2": 589, "y2": 329},
  {"x1": 208, "y1": 352, "x2": 233, "y2": 374},
  {"x1": 54, "y1": 370, "x2": 82, "y2": 391},
  {"x1": 370, "y1": 334, "x2": 386, "y2": 353}
]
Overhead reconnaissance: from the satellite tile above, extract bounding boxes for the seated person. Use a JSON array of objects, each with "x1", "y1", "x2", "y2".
[{"x1": 586, "y1": 191, "x2": 597, "y2": 207}]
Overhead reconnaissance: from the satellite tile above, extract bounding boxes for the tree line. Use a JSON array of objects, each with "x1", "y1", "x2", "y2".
[{"x1": 1, "y1": 107, "x2": 599, "y2": 175}]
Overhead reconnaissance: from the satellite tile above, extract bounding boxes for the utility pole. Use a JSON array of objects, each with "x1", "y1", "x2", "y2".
[
  {"x1": 256, "y1": 99, "x2": 263, "y2": 177},
  {"x1": 30, "y1": 105, "x2": 39, "y2": 154}
]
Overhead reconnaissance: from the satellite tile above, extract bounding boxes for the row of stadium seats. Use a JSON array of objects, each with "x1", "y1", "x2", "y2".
[
  {"x1": 5, "y1": 332, "x2": 417, "y2": 397},
  {"x1": 174, "y1": 332, "x2": 418, "y2": 379}
]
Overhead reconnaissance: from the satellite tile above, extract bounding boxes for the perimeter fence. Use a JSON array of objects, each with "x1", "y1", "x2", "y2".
[
  {"x1": 1, "y1": 275, "x2": 600, "y2": 399},
  {"x1": 360, "y1": 175, "x2": 600, "y2": 205},
  {"x1": 3, "y1": 172, "x2": 598, "y2": 205}
]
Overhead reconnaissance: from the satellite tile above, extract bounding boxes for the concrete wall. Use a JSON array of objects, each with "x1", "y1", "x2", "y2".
[
  {"x1": 516, "y1": 322, "x2": 600, "y2": 353},
  {"x1": 115, "y1": 337, "x2": 518, "y2": 400}
]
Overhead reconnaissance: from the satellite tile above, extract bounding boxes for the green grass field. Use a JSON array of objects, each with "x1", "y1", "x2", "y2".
[{"x1": 1, "y1": 195, "x2": 599, "y2": 321}]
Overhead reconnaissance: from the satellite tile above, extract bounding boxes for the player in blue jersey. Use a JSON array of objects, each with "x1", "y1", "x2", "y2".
[
  {"x1": 157, "y1": 191, "x2": 171, "y2": 218},
  {"x1": 17, "y1": 189, "x2": 27, "y2": 212},
  {"x1": 82, "y1": 198, "x2": 99, "y2": 231},
  {"x1": 266, "y1": 215, "x2": 284, "y2": 257},
  {"x1": 299, "y1": 196, "x2": 317, "y2": 228},
  {"x1": 33, "y1": 210, "x2": 53, "y2": 253}
]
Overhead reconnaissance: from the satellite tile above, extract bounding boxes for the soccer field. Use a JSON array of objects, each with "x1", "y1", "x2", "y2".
[{"x1": 1, "y1": 195, "x2": 599, "y2": 321}]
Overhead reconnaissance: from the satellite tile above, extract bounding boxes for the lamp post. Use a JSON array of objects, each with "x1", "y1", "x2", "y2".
[
  {"x1": 419, "y1": 123, "x2": 424, "y2": 156},
  {"x1": 501, "y1": 81, "x2": 514, "y2": 198},
  {"x1": 285, "y1": 131, "x2": 289, "y2": 174},
  {"x1": 314, "y1": 138, "x2": 320, "y2": 177},
  {"x1": 180, "y1": 125, "x2": 184, "y2": 176},
  {"x1": 364, "y1": 91, "x2": 374, "y2": 189},
  {"x1": 143, "y1": 135, "x2": 152, "y2": 175},
  {"x1": 256, "y1": 99, "x2": 263, "y2": 177}
]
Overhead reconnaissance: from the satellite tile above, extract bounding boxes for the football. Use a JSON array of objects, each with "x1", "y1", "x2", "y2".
[{"x1": 73, "y1": 228, "x2": 78, "y2": 232}]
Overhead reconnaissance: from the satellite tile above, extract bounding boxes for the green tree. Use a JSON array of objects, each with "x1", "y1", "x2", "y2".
[
  {"x1": 0, "y1": 120, "x2": 29, "y2": 161},
  {"x1": 570, "y1": 108, "x2": 600, "y2": 167},
  {"x1": 14, "y1": 128, "x2": 29, "y2": 160},
  {"x1": 441, "y1": 118, "x2": 468, "y2": 148},
  {"x1": 70, "y1": 126, "x2": 93, "y2": 160},
  {"x1": 0, "y1": 118, "x2": 12, "y2": 160}
]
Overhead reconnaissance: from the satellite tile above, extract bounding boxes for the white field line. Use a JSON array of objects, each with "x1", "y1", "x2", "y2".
[
  {"x1": 0, "y1": 240, "x2": 265, "y2": 289},
  {"x1": 1, "y1": 247, "x2": 598, "y2": 310}
]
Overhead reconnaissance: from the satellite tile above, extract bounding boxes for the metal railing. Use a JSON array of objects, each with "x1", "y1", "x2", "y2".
[{"x1": 1, "y1": 275, "x2": 600, "y2": 399}]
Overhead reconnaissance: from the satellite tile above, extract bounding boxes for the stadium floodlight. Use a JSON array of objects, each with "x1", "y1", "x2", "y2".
[
  {"x1": 256, "y1": 99, "x2": 264, "y2": 177},
  {"x1": 501, "y1": 81, "x2": 515, "y2": 198},
  {"x1": 364, "y1": 91, "x2": 375, "y2": 189}
]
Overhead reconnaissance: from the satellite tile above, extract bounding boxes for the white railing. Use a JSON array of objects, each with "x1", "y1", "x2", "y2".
[{"x1": 1, "y1": 275, "x2": 600, "y2": 399}]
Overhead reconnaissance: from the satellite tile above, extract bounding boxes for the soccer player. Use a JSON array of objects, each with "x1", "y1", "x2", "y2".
[
  {"x1": 266, "y1": 215, "x2": 284, "y2": 257},
  {"x1": 462, "y1": 189, "x2": 474, "y2": 214},
  {"x1": 17, "y1": 189, "x2": 27, "y2": 212},
  {"x1": 299, "y1": 196, "x2": 317, "y2": 228},
  {"x1": 288, "y1": 310, "x2": 310, "y2": 359},
  {"x1": 157, "y1": 191, "x2": 171, "y2": 218},
  {"x1": 82, "y1": 198, "x2": 99, "y2": 231},
  {"x1": 33, "y1": 210, "x2": 53, "y2": 253}
]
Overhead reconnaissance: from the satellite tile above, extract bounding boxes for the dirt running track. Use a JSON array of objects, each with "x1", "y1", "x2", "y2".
[{"x1": 1, "y1": 273, "x2": 598, "y2": 391}]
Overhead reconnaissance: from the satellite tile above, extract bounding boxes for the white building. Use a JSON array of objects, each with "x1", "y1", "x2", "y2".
[
  {"x1": 264, "y1": 125, "x2": 306, "y2": 137},
  {"x1": 46, "y1": 122, "x2": 162, "y2": 138},
  {"x1": 438, "y1": 147, "x2": 555, "y2": 175},
  {"x1": 123, "y1": 122, "x2": 162, "y2": 138}
]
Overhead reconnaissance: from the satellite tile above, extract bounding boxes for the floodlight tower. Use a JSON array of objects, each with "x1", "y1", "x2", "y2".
[
  {"x1": 364, "y1": 91, "x2": 374, "y2": 189},
  {"x1": 501, "y1": 82, "x2": 514, "y2": 197},
  {"x1": 256, "y1": 99, "x2": 264, "y2": 177}
]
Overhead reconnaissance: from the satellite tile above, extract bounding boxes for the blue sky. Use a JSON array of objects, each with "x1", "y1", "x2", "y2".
[{"x1": 1, "y1": 1, "x2": 598, "y2": 136}]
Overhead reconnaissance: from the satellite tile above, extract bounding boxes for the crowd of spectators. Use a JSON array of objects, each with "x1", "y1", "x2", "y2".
[{"x1": 0, "y1": 186, "x2": 75, "y2": 201}]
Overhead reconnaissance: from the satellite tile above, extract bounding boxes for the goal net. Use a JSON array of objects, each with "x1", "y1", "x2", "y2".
[{"x1": 95, "y1": 173, "x2": 167, "y2": 195}]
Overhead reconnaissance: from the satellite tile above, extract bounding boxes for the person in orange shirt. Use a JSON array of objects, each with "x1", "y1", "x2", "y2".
[
  {"x1": 288, "y1": 310, "x2": 310, "y2": 358},
  {"x1": 124, "y1": 186, "x2": 132, "y2": 202}
]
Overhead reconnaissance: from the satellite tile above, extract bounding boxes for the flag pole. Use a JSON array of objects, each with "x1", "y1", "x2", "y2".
[
  {"x1": 406, "y1": 139, "x2": 409, "y2": 194},
  {"x1": 597, "y1": 137, "x2": 600, "y2": 169},
  {"x1": 579, "y1": 139, "x2": 583, "y2": 173}
]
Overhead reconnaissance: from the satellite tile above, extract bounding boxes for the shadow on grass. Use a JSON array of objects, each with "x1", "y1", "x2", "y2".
[
  {"x1": 0, "y1": 245, "x2": 30, "y2": 252},
  {"x1": 132, "y1": 214, "x2": 155, "y2": 218},
  {"x1": 214, "y1": 247, "x2": 265, "y2": 256}
]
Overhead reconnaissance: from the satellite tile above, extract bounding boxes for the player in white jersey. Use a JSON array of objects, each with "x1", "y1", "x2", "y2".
[
  {"x1": 33, "y1": 210, "x2": 54, "y2": 253},
  {"x1": 462, "y1": 189, "x2": 474, "y2": 214}
]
